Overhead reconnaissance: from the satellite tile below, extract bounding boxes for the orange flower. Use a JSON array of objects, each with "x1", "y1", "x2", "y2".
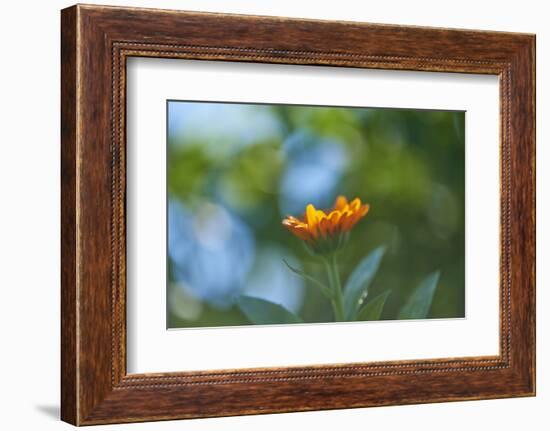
[{"x1": 282, "y1": 196, "x2": 370, "y2": 254}]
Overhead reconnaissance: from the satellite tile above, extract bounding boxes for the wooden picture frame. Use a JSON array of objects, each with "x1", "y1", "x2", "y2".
[{"x1": 61, "y1": 4, "x2": 535, "y2": 425}]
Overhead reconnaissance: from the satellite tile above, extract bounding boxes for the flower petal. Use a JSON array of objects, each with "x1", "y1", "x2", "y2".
[
  {"x1": 334, "y1": 195, "x2": 348, "y2": 211},
  {"x1": 306, "y1": 204, "x2": 317, "y2": 226},
  {"x1": 283, "y1": 220, "x2": 311, "y2": 241},
  {"x1": 340, "y1": 210, "x2": 355, "y2": 232},
  {"x1": 306, "y1": 204, "x2": 320, "y2": 237},
  {"x1": 349, "y1": 198, "x2": 361, "y2": 211},
  {"x1": 317, "y1": 218, "x2": 326, "y2": 237},
  {"x1": 327, "y1": 210, "x2": 341, "y2": 233},
  {"x1": 291, "y1": 225, "x2": 312, "y2": 241}
]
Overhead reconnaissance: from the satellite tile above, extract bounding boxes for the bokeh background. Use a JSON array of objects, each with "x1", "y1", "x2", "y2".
[{"x1": 167, "y1": 100, "x2": 465, "y2": 328}]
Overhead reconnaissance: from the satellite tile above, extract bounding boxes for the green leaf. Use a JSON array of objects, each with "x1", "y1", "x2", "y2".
[
  {"x1": 237, "y1": 296, "x2": 303, "y2": 325},
  {"x1": 283, "y1": 259, "x2": 331, "y2": 298},
  {"x1": 398, "y1": 271, "x2": 440, "y2": 320},
  {"x1": 356, "y1": 290, "x2": 391, "y2": 321},
  {"x1": 343, "y1": 246, "x2": 386, "y2": 319}
]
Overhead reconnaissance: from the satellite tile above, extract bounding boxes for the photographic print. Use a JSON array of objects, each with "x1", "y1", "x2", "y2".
[{"x1": 167, "y1": 101, "x2": 465, "y2": 328}]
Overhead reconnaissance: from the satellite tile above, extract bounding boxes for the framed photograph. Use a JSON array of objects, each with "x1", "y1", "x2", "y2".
[{"x1": 61, "y1": 4, "x2": 535, "y2": 425}]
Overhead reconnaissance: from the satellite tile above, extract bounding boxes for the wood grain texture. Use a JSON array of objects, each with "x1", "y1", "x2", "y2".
[
  {"x1": 60, "y1": 5, "x2": 78, "y2": 425},
  {"x1": 60, "y1": 4, "x2": 536, "y2": 425}
]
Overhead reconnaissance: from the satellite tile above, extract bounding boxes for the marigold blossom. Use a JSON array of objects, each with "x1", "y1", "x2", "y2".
[{"x1": 282, "y1": 196, "x2": 370, "y2": 254}]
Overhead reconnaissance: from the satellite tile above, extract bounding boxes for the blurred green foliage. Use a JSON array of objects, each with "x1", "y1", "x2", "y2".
[{"x1": 167, "y1": 102, "x2": 465, "y2": 328}]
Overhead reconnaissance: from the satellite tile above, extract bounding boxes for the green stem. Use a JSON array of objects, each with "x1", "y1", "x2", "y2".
[{"x1": 324, "y1": 254, "x2": 345, "y2": 321}]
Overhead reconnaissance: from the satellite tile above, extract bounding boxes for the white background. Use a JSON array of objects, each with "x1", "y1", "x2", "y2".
[
  {"x1": 127, "y1": 59, "x2": 500, "y2": 373},
  {"x1": 0, "y1": 0, "x2": 547, "y2": 430}
]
